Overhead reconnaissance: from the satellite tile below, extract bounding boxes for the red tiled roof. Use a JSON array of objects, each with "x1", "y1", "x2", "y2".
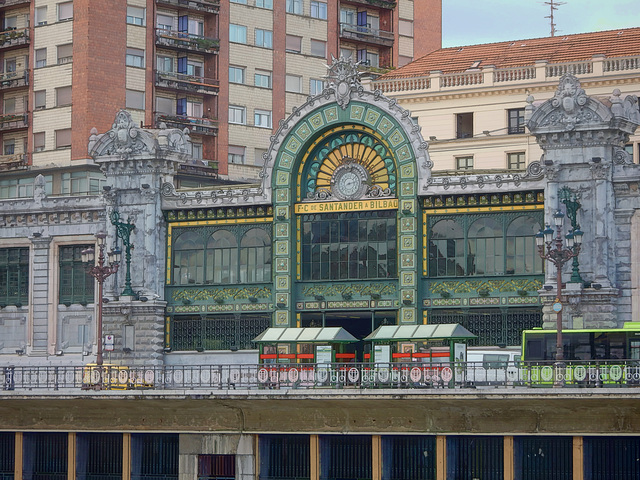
[{"x1": 380, "y1": 27, "x2": 640, "y2": 79}]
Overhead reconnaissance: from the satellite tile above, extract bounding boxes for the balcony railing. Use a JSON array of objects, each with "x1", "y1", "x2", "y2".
[
  {"x1": 0, "y1": 69, "x2": 27, "y2": 89},
  {"x1": 155, "y1": 0, "x2": 219, "y2": 14},
  {"x1": 0, "y1": 112, "x2": 27, "y2": 131},
  {"x1": 342, "y1": 0, "x2": 396, "y2": 9},
  {"x1": 2, "y1": 360, "x2": 640, "y2": 391},
  {"x1": 0, "y1": 27, "x2": 29, "y2": 49},
  {"x1": 0, "y1": 152, "x2": 27, "y2": 171},
  {"x1": 155, "y1": 28, "x2": 219, "y2": 54},
  {"x1": 155, "y1": 113, "x2": 218, "y2": 136},
  {"x1": 339, "y1": 23, "x2": 394, "y2": 48},
  {"x1": 155, "y1": 71, "x2": 219, "y2": 96}
]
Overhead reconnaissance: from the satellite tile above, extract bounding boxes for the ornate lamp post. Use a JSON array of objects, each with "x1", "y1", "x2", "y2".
[
  {"x1": 110, "y1": 209, "x2": 135, "y2": 297},
  {"x1": 82, "y1": 232, "x2": 121, "y2": 366},
  {"x1": 536, "y1": 211, "x2": 583, "y2": 386}
]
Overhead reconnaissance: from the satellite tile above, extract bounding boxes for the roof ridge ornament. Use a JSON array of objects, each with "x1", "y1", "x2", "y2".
[{"x1": 324, "y1": 55, "x2": 362, "y2": 110}]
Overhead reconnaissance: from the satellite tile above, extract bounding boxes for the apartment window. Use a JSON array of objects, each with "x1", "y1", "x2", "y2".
[
  {"x1": 229, "y1": 24, "x2": 247, "y2": 44},
  {"x1": 357, "y1": 50, "x2": 379, "y2": 67},
  {"x1": 55, "y1": 128, "x2": 72, "y2": 148},
  {"x1": 4, "y1": 97, "x2": 15, "y2": 114},
  {"x1": 230, "y1": 0, "x2": 247, "y2": 3},
  {"x1": 35, "y1": 48, "x2": 47, "y2": 68},
  {"x1": 191, "y1": 142, "x2": 203, "y2": 160},
  {"x1": 125, "y1": 89, "x2": 145, "y2": 110},
  {"x1": 310, "y1": 79, "x2": 324, "y2": 96},
  {"x1": 3, "y1": 139, "x2": 14, "y2": 155},
  {"x1": 456, "y1": 112, "x2": 473, "y2": 139},
  {"x1": 156, "y1": 96, "x2": 173, "y2": 115},
  {"x1": 311, "y1": 1, "x2": 327, "y2": 19},
  {"x1": 4, "y1": 58, "x2": 16, "y2": 73},
  {"x1": 399, "y1": 19, "x2": 413, "y2": 36},
  {"x1": 254, "y1": 70, "x2": 271, "y2": 89},
  {"x1": 228, "y1": 145, "x2": 245, "y2": 164},
  {"x1": 229, "y1": 106, "x2": 246, "y2": 125},
  {"x1": 55, "y1": 86, "x2": 72, "y2": 106},
  {"x1": 186, "y1": 100, "x2": 202, "y2": 118},
  {"x1": 255, "y1": 29, "x2": 273, "y2": 49},
  {"x1": 126, "y1": 48, "x2": 145, "y2": 68},
  {"x1": 186, "y1": 59, "x2": 203, "y2": 77},
  {"x1": 254, "y1": 109, "x2": 272, "y2": 129},
  {"x1": 3, "y1": 16, "x2": 16, "y2": 31},
  {"x1": 188, "y1": 19, "x2": 203, "y2": 36},
  {"x1": 156, "y1": 14, "x2": 174, "y2": 31},
  {"x1": 456, "y1": 156, "x2": 474, "y2": 171},
  {"x1": 57, "y1": 44, "x2": 73, "y2": 64},
  {"x1": 126, "y1": 6, "x2": 145, "y2": 26},
  {"x1": 508, "y1": 108, "x2": 525, "y2": 134},
  {"x1": 285, "y1": 75, "x2": 302, "y2": 93},
  {"x1": 35, "y1": 6, "x2": 48, "y2": 25},
  {"x1": 157, "y1": 55, "x2": 173, "y2": 73},
  {"x1": 340, "y1": 8, "x2": 356, "y2": 25},
  {"x1": 33, "y1": 132, "x2": 45, "y2": 152},
  {"x1": 285, "y1": 35, "x2": 302, "y2": 53},
  {"x1": 256, "y1": 0, "x2": 273, "y2": 8},
  {"x1": 507, "y1": 152, "x2": 526, "y2": 170},
  {"x1": 57, "y1": 1, "x2": 73, "y2": 21},
  {"x1": 310, "y1": 39, "x2": 326, "y2": 57},
  {"x1": 33, "y1": 90, "x2": 47, "y2": 110},
  {"x1": 229, "y1": 66, "x2": 245, "y2": 84},
  {"x1": 286, "y1": 0, "x2": 302, "y2": 14},
  {"x1": 59, "y1": 246, "x2": 94, "y2": 306},
  {"x1": 255, "y1": 148, "x2": 267, "y2": 166},
  {"x1": 61, "y1": 171, "x2": 105, "y2": 195},
  {"x1": 0, "y1": 248, "x2": 29, "y2": 306}
]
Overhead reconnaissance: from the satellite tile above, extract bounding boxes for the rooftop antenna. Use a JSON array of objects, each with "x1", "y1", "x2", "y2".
[{"x1": 544, "y1": 0, "x2": 566, "y2": 37}]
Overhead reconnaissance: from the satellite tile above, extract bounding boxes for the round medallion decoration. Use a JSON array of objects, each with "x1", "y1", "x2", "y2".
[{"x1": 330, "y1": 160, "x2": 369, "y2": 200}]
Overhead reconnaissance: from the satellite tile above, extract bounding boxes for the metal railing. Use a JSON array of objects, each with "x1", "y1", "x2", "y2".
[{"x1": 2, "y1": 360, "x2": 640, "y2": 392}]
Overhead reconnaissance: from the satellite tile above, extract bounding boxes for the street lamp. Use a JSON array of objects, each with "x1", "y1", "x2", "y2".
[
  {"x1": 82, "y1": 232, "x2": 121, "y2": 366},
  {"x1": 536, "y1": 210, "x2": 583, "y2": 386}
]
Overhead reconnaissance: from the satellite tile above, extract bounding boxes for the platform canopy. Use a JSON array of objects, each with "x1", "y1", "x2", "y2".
[
  {"x1": 253, "y1": 327, "x2": 358, "y2": 344},
  {"x1": 364, "y1": 324, "x2": 477, "y2": 342}
]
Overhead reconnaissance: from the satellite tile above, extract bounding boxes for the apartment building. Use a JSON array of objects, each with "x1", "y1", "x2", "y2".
[{"x1": 0, "y1": 0, "x2": 441, "y2": 197}]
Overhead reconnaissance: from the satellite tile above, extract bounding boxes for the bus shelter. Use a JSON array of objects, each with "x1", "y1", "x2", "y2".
[
  {"x1": 253, "y1": 327, "x2": 358, "y2": 364},
  {"x1": 364, "y1": 324, "x2": 477, "y2": 365}
]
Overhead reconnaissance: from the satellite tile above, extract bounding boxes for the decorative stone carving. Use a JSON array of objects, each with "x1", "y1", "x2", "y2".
[{"x1": 324, "y1": 56, "x2": 362, "y2": 110}]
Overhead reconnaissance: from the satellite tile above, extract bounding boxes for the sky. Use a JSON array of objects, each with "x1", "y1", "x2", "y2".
[{"x1": 441, "y1": 0, "x2": 640, "y2": 47}]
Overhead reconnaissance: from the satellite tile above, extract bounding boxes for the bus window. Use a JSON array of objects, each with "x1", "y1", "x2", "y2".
[
  {"x1": 631, "y1": 340, "x2": 640, "y2": 360},
  {"x1": 526, "y1": 338, "x2": 544, "y2": 361}
]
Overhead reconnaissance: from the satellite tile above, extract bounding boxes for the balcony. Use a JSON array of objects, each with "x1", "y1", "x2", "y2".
[
  {"x1": 0, "y1": 112, "x2": 27, "y2": 131},
  {"x1": 0, "y1": 152, "x2": 27, "y2": 171},
  {"x1": 155, "y1": 113, "x2": 218, "y2": 136},
  {"x1": 0, "y1": 0, "x2": 32, "y2": 7},
  {"x1": 0, "y1": 69, "x2": 27, "y2": 90},
  {"x1": 342, "y1": 0, "x2": 396, "y2": 9},
  {"x1": 0, "y1": 27, "x2": 29, "y2": 50},
  {"x1": 155, "y1": 0, "x2": 219, "y2": 14},
  {"x1": 339, "y1": 23, "x2": 394, "y2": 48},
  {"x1": 155, "y1": 71, "x2": 219, "y2": 96},
  {"x1": 155, "y1": 28, "x2": 219, "y2": 55}
]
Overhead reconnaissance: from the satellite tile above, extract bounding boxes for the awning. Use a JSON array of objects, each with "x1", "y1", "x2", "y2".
[
  {"x1": 253, "y1": 327, "x2": 359, "y2": 344},
  {"x1": 364, "y1": 324, "x2": 477, "y2": 342}
]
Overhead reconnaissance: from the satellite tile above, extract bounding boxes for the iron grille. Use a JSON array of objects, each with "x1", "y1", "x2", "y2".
[
  {"x1": 131, "y1": 434, "x2": 178, "y2": 480},
  {"x1": 320, "y1": 435, "x2": 372, "y2": 480},
  {"x1": 198, "y1": 454, "x2": 235, "y2": 480},
  {"x1": 447, "y1": 436, "x2": 503, "y2": 480},
  {"x1": 0, "y1": 432, "x2": 14, "y2": 479},
  {"x1": 429, "y1": 309, "x2": 542, "y2": 346},
  {"x1": 515, "y1": 436, "x2": 572, "y2": 480},
  {"x1": 23, "y1": 432, "x2": 67, "y2": 480},
  {"x1": 259, "y1": 434, "x2": 310, "y2": 480},
  {"x1": 584, "y1": 436, "x2": 640, "y2": 480},
  {"x1": 382, "y1": 435, "x2": 436, "y2": 480},
  {"x1": 76, "y1": 433, "x2": 123, "y2": 480},
  {"x1": 172, "y1": 314, "x2": 271, "y2": 351}
]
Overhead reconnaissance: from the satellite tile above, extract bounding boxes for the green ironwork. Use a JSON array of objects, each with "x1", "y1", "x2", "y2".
[
  {"x1": 110, "y1": 209, "x2": 136, "y2": 297},
  {"x1": 559, "y1": 186, "x2": 584, "y2": 283},
  {"x1": 0, "y1": 247, "x2": 29, "y2": 307},
  {"x1": 170, "y1": 314, "x2": 271, "y2": 351},
  {"x1": 59, "y1": 245, "x2": 94, "y2": 306},
  {"x1": 259, "y1": 435, "x2": 311, "y2": 480}
]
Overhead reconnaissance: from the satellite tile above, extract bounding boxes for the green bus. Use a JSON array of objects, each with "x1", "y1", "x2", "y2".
[{"x1": 521, "y1": 323, "x2": 640, "y2": 385}]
